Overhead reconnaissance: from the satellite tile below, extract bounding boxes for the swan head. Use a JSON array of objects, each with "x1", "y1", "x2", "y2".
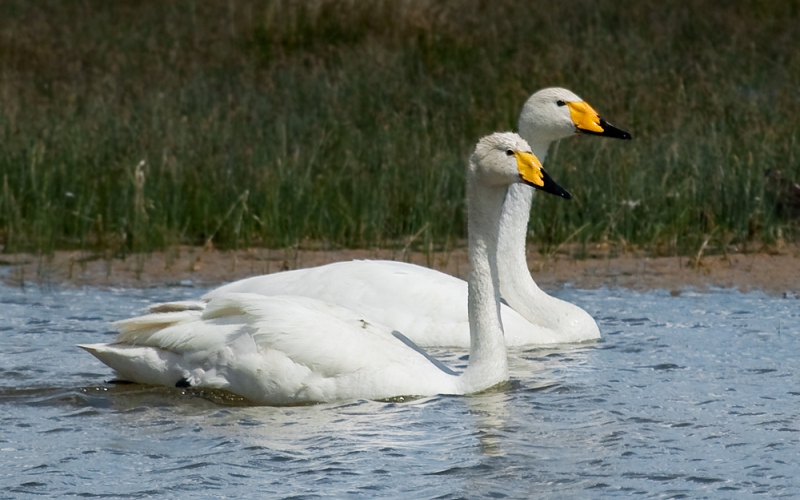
[
  {"x1": 472, "y1": 132, "x2": 571, "y2": 199},
  {"x1": 518, "y1": 88, "x2": 632, "y2": 146}
]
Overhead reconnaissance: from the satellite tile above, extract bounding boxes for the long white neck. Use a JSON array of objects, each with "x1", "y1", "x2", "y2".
[
  {"x1": 461, "y1": 173, "x2": 510, "y2": 392},
  {"x1": 495, "y1": 137, "x2": 561, "y2": 330}
]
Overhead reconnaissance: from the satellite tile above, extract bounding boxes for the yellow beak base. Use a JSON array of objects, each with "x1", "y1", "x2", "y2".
[
  {"x1": 515, "y1": 151, "x2": 544, "y2": 187},
  {"x1": 513, "y1": 150, "x2": 572, "y2": 199},
  {"x1": 566, "y1": 101, "x2": 604, "y2": 134}
]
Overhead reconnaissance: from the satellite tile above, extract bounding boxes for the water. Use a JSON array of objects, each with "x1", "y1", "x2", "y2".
[{"x1": 1, "y1": 281, "x2": 799, "y2": 499}]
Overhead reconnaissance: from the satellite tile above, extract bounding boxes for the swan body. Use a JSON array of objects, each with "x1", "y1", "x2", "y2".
[
  {"x1": 199, "y1": 88, "x2": 631, "y2": 347},
  {"x1": 83, "y1": 295, "x2": 463, "y2": 404},
  {"x1": 80, "y1": 132, "x2": 570, "y2": 404},
  {"x1": 205, "y1": 260, "x2": 566, "y2": 346}
]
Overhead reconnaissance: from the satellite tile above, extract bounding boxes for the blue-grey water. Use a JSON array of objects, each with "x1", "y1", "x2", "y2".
[{"x1": 1, "y1": 280, "x2": 799, "y2": 499}]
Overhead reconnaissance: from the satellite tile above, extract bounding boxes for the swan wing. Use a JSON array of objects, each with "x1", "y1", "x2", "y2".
[{"x1": 80, "y1": 293, "x2": 459, "y2": 404}]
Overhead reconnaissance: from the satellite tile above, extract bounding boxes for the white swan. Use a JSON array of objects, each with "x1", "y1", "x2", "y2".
[
  {"x1": 79, "y1": 132, "x2": 571, "y2": 404},
  {"x1": 198, "y1": 88, "x2": 631, "y2": 347},
  {"x1": 496, "y1": 88, "x2": 630, "y2": 342}
]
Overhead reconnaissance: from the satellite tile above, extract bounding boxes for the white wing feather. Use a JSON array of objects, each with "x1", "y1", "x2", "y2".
[{"x1": 81, "y1": 293, "x2": 460, "y2": 405}]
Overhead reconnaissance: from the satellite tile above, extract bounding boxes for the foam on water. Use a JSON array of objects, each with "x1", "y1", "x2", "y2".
[{"x1": 1, "y1": 282, "x2": 799, "y2": 498}]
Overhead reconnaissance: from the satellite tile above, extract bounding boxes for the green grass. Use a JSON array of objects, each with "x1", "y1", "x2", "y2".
[{"x1": 1, "y1": 0, "x2": 798, "y2": 256}]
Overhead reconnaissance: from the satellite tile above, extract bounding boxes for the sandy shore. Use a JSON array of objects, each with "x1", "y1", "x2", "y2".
[{"x1": 3, "y1": 242, "x2": 799, "y2": 296}]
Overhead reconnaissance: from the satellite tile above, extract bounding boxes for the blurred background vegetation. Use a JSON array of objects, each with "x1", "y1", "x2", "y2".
[{"x1": 1, "y1": 0, "x2": 798, "y2": 257}]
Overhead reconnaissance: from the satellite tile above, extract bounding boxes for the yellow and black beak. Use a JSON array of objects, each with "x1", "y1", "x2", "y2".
[
  {"x1": 566, "y1": 101, "x2": 632, "y2": 140},
  {"x1": 514, "y1": 151, "x2": 572, "y2": 200}
]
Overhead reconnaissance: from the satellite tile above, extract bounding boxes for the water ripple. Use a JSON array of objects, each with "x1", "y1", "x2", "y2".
[{"x1": 1, "y1": 284, "x2": 799, "y2": 498}]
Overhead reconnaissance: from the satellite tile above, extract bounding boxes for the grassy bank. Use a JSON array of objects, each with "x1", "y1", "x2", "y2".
[{"x1": 1, "y1": 0, "x2": 798, "y2": 256}]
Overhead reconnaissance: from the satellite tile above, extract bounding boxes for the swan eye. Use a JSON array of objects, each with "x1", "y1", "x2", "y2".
[
  {"x1": 506, "y1": 150, "x2": 515, "y2": 156},
  {"x1": 556, "y1": 100, "x2": 566, "y2": 107}
]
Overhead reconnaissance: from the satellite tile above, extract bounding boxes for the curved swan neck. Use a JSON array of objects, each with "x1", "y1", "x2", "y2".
[
  {"x1": 496, "y1": 141, "x2": 553, "y2": 326},
  {"x1": 463, "y1": 172, "x2": 509, "y2": 391}
]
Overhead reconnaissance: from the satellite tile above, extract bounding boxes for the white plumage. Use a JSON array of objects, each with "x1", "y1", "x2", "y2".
[
  {"x1": 203, "y1": 259, "x2": 554, "y2": 347},
  {"x1": 199, "y1": 88, "x2": 631, "y2": 347},
  {"x1": 80, "y1": 132, "x2": 571, "y2": 405}
]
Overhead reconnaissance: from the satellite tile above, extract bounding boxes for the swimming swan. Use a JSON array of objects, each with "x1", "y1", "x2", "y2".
[
  {"x1": 79, "y1": 133, "x2": 571, "y2": 404},
  {"x1": 199, "y1": 88, "x2": 631, "y2": 347},
  {"x1": 497, "y1": 88, "x2": 630, "y2": 342}
]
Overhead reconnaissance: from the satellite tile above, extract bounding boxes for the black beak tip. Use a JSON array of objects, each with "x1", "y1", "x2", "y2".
[
  {"x1": 538, "y1": 169, "x2": 572, "y2": 200},
  {"x1": 598, "y1": 117, "x2": 632, "y2": 140}
]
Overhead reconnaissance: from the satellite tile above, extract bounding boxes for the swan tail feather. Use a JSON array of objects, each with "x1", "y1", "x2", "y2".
[
  {"x1": 113, "y1": 310, "x2": 203, "y2": 344},
  {"x1": 202, "y1": 297, "x2": 252, "y2": 320},
  {"x1": 78, "y1": 343, "x2": 188, "y2": 387}
]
